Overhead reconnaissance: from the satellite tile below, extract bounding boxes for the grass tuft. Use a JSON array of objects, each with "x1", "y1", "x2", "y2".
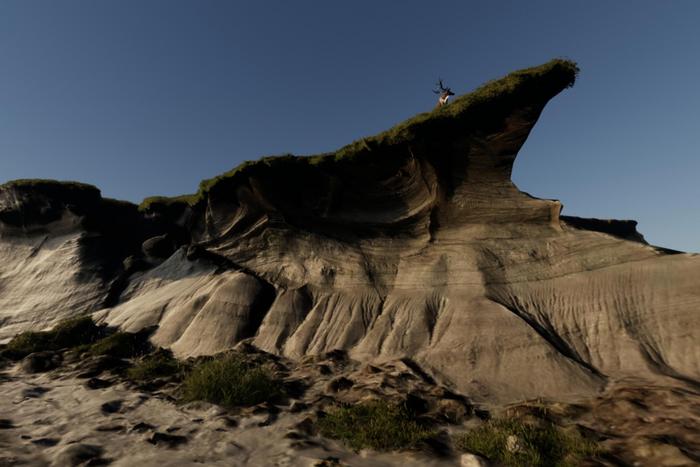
[
  {"x1": 87, "y1": 331, "x2": 150, "y2": 359},
  {"x1": 127, "y1": 350, "x2": 181, "y2": 381},
  {"x1": 3, "y1": 316, "x2": 100, "y2": 359},
  {"x1": 454, "y1": 417, "x2": 599, "y2": 467},
  {"x1": 180, "y1": 354, "x2": 282, "y2": 408},
  {"x1": 317, "y1": 400, "x2": 436, "y2": 451}
]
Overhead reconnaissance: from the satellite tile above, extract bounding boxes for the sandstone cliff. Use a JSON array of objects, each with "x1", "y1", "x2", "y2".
[{"x1": 1, "y1": 59, "x2": 698, "y2": 403}]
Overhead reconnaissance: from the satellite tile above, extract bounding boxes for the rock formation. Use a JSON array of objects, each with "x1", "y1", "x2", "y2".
[{"x1": 1, "y1": 59, "x2": 698, "y2": 404}]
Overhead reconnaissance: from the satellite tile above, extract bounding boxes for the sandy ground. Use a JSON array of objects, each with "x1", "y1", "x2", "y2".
[
  {"x1": 2, "y1": 353, "x2": 699, "y2": 467},
  {"x1": 0, "y1": 363, "x2": 458, "y2": 467}
]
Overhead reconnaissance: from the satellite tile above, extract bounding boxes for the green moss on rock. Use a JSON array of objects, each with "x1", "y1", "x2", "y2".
[
  {"x1": 3, "y1": 316, "x2": 100, "y2": 359},
  {"x1": 138, "y1": 194, "x2": 198, "y2": 212},
  {"x1": 317, "y1": 400, "x2": 436, "y2": 451},
  {"x1": 127, "y1": 350, "x2": 182, "y2": 381},
  {"x1": 0, "y1": 179, "x2": 99, "y2": 192},
  {"x1": 181, "y1": 353, "x2": 282, "y2": 408}
]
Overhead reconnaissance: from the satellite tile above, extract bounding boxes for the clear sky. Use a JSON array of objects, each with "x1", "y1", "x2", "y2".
[{"x1": 1, "y1": 1, "x2": 698, "y2": 252}]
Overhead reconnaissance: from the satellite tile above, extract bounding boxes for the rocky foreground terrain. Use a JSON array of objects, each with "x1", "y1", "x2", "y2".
[
  {"x1": 0, "y1": 59, "x2": 698, "y2": 465},
  {"x1": 1, "y1": 338, "x2": 698, "y2": 466}
]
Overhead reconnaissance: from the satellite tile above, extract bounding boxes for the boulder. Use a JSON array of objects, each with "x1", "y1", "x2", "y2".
[
  {"x1": 51, "y1": 443, "x2": 104, "y2": 467},
  {"x1": 141, "y1": 234, "x2": 177, "y2": 259},
  {"x1": 22, "y1": 351, "x2": 61, "y2": 373}
]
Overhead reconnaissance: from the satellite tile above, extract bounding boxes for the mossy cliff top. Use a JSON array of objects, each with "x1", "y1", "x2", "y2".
[
  {"x1": 0, "y1": 178, "x2": 101, "y2": 198},
  {"x1": 0, "y1": 178, "x2": 152, "y2": 257},
  {"x1": 139, "y1": 58, "x2": 578, "y2": 212},
  {"x1": 0, "y1": 60, "x2": 578, "y2": 213}
]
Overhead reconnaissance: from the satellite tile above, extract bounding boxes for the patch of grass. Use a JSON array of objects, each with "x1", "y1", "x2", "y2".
[
  {"x1": 4, "y1": 332, "x2": 53, "y2": 359},
  {"x1": 328, "y1": 58, "x2": 578, "y2": 162},
  {"x1": 3, "y1": 316, "x2": 101, "y2": 359},
  {"x1": 180, "y1": 353, "x2": 282, "y2": 408},
  {"x1": 87, "y1": 331, "x2": 150, "y2": 359},
  {"x1": 138, "y1": 59, "x2": 578, "y2": 212},
  {"x1": 454, "y1": 417, "x2": 599, "y2": 467},
  {"x1": 127, "y1": 350, "x2": 182, "y2": 381},
  {"x1": 317, "y1": 400, "x2": 436, "y2": 451}
]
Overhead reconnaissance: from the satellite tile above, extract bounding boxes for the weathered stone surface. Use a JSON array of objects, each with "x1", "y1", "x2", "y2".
[{"x1": 142, "y1": 234, "x2": 177, "y2": 260}]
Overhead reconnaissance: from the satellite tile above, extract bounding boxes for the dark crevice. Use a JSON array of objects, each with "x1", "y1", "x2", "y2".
[
  {"x1": 355, "y1": 245, "x2": 387, "y2": 303},
  {"x1": 425, "y1": 298, "x2": 440, "y2": 346},
  {"x1": 26, "y1": 235, "x2": 49, "y2": 260},
  {"x1": 399, "y1": 357, "x2": 436, "y2": 385},
  {"x1": 638, "y1": 342, "x2": 700, "y2": 391},
  {"x1": 409, "y1": 145, "x2": 440, "y2": 243},
  {"x1": 240, "y1": 279, "x2": 277, "y2": 341},
  {"x1": 103, "y1": 273, "x2": 131, "y2": 308},
  {"x1": 370, "y1": 297, "x2": 386, "y2": 326},
  {"x1": 495, "y1": 300, "x2": 606, "y2": 380},
  {"x1": 270, "y1": 286, "x2": 313, "y2": 351},
  {"x1": 185, "y1": 245, "x2": 276, "y2": 288}
]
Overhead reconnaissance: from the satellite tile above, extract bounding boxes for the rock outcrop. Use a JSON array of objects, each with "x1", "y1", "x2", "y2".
[{"x1": 1, "y1": 59, "x2": 698, "y2": 403}]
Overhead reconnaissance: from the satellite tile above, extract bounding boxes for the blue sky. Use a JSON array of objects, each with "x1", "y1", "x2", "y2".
[{"x1": 1, "y1": 1, "x2": 698, "y2": 252}]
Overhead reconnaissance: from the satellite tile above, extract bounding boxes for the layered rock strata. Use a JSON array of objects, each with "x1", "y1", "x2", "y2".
[{"x1": 1, "y1": 59, "x2": 698, "y2": 403}]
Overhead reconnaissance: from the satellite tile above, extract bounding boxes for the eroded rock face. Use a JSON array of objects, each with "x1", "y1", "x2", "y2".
[
  {"x1": 1, "y1": 60, "x2": 698, "y2": 404},
  {"x1": 0, "y1": 181, "x2": 178, "y2": 337}
]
